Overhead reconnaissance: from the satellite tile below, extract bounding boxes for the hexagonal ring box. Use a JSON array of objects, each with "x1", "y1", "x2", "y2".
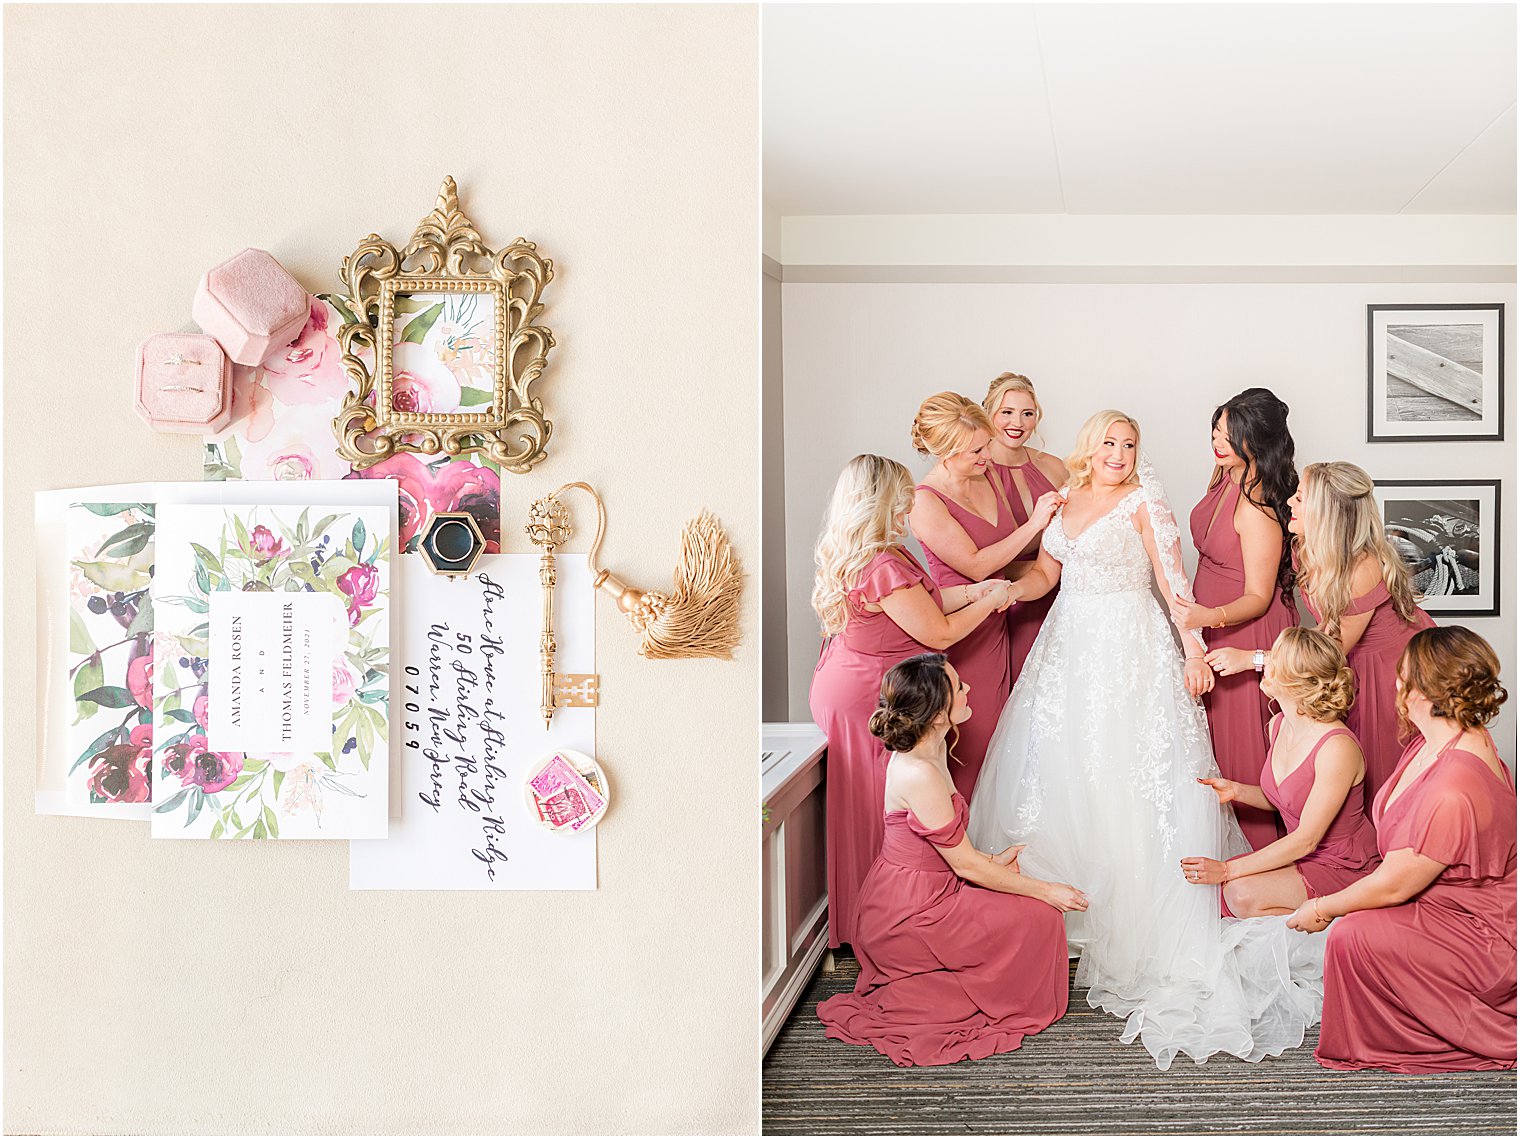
[{"x1": 420, "y1": 512, "x2": 488, "y2": 577}]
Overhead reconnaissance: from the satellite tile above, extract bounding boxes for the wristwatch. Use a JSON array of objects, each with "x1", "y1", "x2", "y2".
[{"x1": 1252, "y1": 650, "x2": 1266, "y2": 672}]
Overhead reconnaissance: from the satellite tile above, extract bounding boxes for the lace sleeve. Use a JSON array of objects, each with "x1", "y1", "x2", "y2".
[{"x1": 1138, "y1": 453, "x2": 1207, "y2": 654}]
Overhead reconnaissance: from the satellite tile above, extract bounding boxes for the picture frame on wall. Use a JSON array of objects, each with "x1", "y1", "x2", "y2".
[
  {"x1": 1366, "y1": 303, "x2": 1504, "y2": 442},
  {"x1": 1372, "y1": 478, "x2": 1502, "y2": 618}
]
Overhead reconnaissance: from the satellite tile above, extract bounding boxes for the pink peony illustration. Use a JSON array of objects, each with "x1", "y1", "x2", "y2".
[
  {"x1": 337, "y1": 564, "x2": 379, "y2": 608},
  {"x1": 344, "y1": 453, "x2": 501, "y2": 553},
  {"x1": 88, "y1": 737, "x2": 152, "y2": 803},
  {"x1": 245, "y1": 524, "x2": 290, "y2": 564},
  {"x1": 390, "y1": 372, "x2": 434, "y2": 414},
  {"x1": 391, "y1": 340, "x2": 462, "y2": 412},
  {"x1": 192, "y1": 692, "x2": 209, "y2": 729},
  {"x1": 161, "y1": 734, "x2": 205, "y2": 781},
  {"x1": 435, "y1": 461, "x2": 502, "y2": 551},
  {"x1": 332, "y1": 661, "x2": 357, "y2": 706},
  {"x1": 238, "y1": 404, "x2": 353, "y2": 481},
  {"x1": 208, "y1": 366, "x2": 275, "y2": 444},
  {"x1": 185, "y1": 748, "x2": 243, "y2": 794},
  {"x1": 126, "y1": 649, "x2": 154, "y2": 708},
  {"x1": 262, "y1": 300, "x2": 347, "y2": 406}
]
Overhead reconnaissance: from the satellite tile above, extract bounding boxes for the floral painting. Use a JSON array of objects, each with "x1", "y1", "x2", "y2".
[
  {"x1": 66, "y1": 503, "x2": 157, "y2": 806},
  {"x1": 150, "y1": 502, "x2": 392, "y2": 839},
  {"x1": 204, "y1": 293, "x2": 501, "y2": 555}
]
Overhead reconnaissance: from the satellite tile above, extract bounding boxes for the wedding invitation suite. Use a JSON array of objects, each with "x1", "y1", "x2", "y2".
[
  {"x1": 348, "y1": 554, "x2": 597, "y2": 890},
  {"x1": 150, "y1": 499, "x2": 393, "y2": 839}
]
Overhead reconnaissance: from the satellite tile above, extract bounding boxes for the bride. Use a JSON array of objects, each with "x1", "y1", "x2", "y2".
[{"x1": 967, "y1": 409, "x2": 1324, "y2": 1070}]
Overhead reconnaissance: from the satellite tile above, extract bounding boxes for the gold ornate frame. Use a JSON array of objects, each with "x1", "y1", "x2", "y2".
[{"x1": 332, "y1": 176, "x2": 555, "y2": 472}]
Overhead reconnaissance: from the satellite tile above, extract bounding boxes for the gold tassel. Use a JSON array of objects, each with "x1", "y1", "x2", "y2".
[{"x1": 543, "y1": 483, "x2": 745, "y2": 660}]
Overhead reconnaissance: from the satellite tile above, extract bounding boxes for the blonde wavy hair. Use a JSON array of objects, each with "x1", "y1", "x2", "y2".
[
  {"x1": 1266, "y1": 627, "x2": 1356, "y2": 723},
  {"x1": 910, "y1": 392, "x2": 993, "y2": 459},
  {"x1": 982, "y1": 372, "x2": 1045, "y2": 446},
  {"x1": 812, "y1": 455, "x2": 916, "y2": 637},
  {"x1": 1065, "y1": 409, "x2": 1141, "y2": 491},
  {"x1": 1296, "y1": 462, "x2": 1419, "y2": 638}
]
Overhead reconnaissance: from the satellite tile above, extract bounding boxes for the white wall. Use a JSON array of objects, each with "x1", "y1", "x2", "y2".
[{"x1": 779, "y1": 279, "x2": 1517, "y2": 763}]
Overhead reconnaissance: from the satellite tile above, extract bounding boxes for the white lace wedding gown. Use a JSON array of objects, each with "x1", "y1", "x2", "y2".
[{"x1": 967, "y1": 481, "x2": 1325, "y2": 1070}]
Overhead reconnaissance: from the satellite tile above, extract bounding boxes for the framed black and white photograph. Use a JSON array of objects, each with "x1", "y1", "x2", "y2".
[
  {"x1": 1373, "y1": 479, "x2": 1502, "y2": 617},
  {"x1": 1367, "y1": 303, "x2": 1504, "y2": 442}
]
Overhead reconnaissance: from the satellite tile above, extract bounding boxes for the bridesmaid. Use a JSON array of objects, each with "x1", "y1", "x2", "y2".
[
  {"x1": 1209, "y1": 462, "x2": 1434, "y2": 800},
  {"x1": 1181, "y1": 628, "x2": 1379, "y2": 915},
  {"x1": 817, "y1": 653, "x2": 1086, "y2": 1066},
  {"x1": 981, "y1": 373, "x2": 1067, "y2": 682},
  {"x1": 1288, "y1": 626, "x2": 1514, "y2": 1072},
  {"x1": 1172, "y1": 389, "x2": 1299, "y2": 848},
  {"x1": 810, "y1": 454, "x2": 1012, "y2": 949},
  {"x1": 910, "y1": 392, "x2": 1054, "y2": 797}
]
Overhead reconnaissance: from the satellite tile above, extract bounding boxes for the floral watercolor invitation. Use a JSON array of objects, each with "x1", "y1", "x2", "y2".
[
  {"x1": 349, "y1": 554, "x2": 596, "y2": 890},
  {"x1": 150, "y1": 501, "x2": 394, "y2": 839},
  {"x1": 204, "y1": 293, "x2": 503, "y2": 555}
]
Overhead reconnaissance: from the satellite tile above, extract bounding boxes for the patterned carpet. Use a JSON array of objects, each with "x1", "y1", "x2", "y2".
[{"x1": 763, "y1": 955, "x2": 1518, "y2": 1135}]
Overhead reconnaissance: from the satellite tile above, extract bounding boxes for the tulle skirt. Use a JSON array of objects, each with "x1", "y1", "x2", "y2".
[{"x1": 968, "y1": 586, "x2": 1326, "y2": 1069}]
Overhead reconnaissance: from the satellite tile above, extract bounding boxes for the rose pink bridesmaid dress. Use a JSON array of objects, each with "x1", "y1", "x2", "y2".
[
  {"x1": 1223, "y1": 717, "x2": 1380, "y2": 916},
  {"x1": 1305, "y1": 581, "x2": 1435, "y2": 802},
  {"x1": 1316, "y1": 733, "x2": 1516, "y2": 1072},
  {"x1": 816, "y1": 792, "x2": 1069, "y2": 1066},
  {"x1": 994, "y1": 459, "x2": 1060, "y2": 684},
  {"x1": 1190, "y1": 477, "x2": 1298, "y2": 849},
  {"x1": 809, "y1": 549, "x2": 940, "y2": 949},
  {"x1": 915, "y1": 479, "x2": 1015, "y2": 798}
]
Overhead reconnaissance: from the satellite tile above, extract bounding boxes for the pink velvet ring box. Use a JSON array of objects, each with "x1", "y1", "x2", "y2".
[
  {"x1": 191, "y1": 248, "x2": 309, "y2": 366},
  {"x1": 134, "y1": 333, "x2": 234, "y2": 434}
]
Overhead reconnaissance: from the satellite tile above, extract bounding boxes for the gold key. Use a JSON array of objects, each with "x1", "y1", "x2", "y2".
[{"x1": 525, "y1": 493, "x2": 573, "y2": 728}]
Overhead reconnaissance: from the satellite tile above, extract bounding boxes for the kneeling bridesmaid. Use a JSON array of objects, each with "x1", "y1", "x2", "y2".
[
  {"x1": 1182, "y1": 628, "x2": 1379, "y2": 914},
  {"x1": 817, "y1": 653, "x2": 1086, "y2": 1067},
  {"x1": 1287, "y1": 626, "x2": 1515, "y2": 1073}
]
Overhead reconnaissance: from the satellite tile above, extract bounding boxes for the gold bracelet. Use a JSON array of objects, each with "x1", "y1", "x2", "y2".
[
  {"x1": 1312, "y1": 898, "x2": 1328, "y2": 925},
  {"x1": 1214, "y1": 606, "x2": 1228, "y2": 628}
]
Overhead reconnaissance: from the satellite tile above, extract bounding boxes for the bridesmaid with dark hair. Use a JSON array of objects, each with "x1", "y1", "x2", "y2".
[
  {"x1": 981, "y1": 372, "x2": 1066, "y2": 683},
  {"x1": 1288, "y1": 626, "x2": 1514, "y2": 1073},
  {"x1": 818, "y1": 653, "x2": 1085, "y2": 1067},
  {"x1": 1172, "y1": 388, "x2": 1300, "y2": 849},
  {"x1": 910, "y1": 392, "x2": 1051, "y2": 797}
]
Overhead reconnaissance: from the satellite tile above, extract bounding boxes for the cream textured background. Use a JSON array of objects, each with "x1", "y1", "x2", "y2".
[{"x1": 4, "y1": 4, "x2": 759, "y2": 1134}]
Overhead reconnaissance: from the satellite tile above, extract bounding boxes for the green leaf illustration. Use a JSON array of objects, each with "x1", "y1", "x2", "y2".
[
  {"x1": 75, "y1": 561, "x2": 150, "y2": 593},
  {"x1": 73, "y1": 655, "x2": 105, "y2": 701},
  {"x1": 76, "y1": 685, "x2": 136, "y2": 709},
  {"x1": 154, "y1": 787, "x2": 190, "y2": 814},
  {"x1": 76, "y1": 503, "x2": 136, "y2": 517},
  {"x1": 263, "y1": 804, "x2": 279, "y2": 838},
  {"x1": 96, "y1": 522, "x2": 154, "y2": 559},
  {"x1": 351, "y1": 518, "x2": 368, "y2": 558},
  {"x1": 69, "y1": 610, "x2": 96, "y2": 655},
  {"x1": 70, "y1": 724, "x2": 126, "y2": 774},
  {"x1": 398, "y1": 302, "x2": 445, "y2": 344},
  {"x1": 458, "y1": 386, "x2": 494, "y2": 407},
  {"x1": 125, "y1": 597, "x2": 155, "y2": 638}
]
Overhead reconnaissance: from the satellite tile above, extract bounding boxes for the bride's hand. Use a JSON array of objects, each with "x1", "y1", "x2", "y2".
[
  {"x1": 1170, "y1": 594, "x2": 1211, "y2": 631},
  {"x1": 1180, "y1": 856, "x2": 1230, "y2": 885},
  {"x1": 991, "y1": 843, "x2": 1026, "y2": 871},
  {"x1": 1184, "y1": 657, "x2": 1214, "y2": 696},
  {"x1": 1038, "y1": 882, "x2": 1089, "y2": 913},
  {"x1": 1206, "y1": 647, "x2": 1254, "y2": 677},
  {"x1": 1196, "y1": 776, "x2": 1238, "y2": 804}
]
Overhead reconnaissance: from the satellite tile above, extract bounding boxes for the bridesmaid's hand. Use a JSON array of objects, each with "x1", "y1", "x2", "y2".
[
  {"x1": 1029, "y1": 491, "x2": 1061, "y2": 529},
  {"x1": 1205, "y1": 647, "x2": 1254, "y2": 676},
  {"x1": 1184, "y1": 657, "x2": 1214, "y2": 697},
  {"x1": 991, "y1": 843, "x2": 1026, "y2": 871},
  {"x1": 1196, "y1": 776, "x2": 1239, "y2": 804},
  {"x1": 1180, "y1": 856, "x2": 1230, "y2": 885},
  {"x1": 1170, "y1": 594, "x2": 1212, "y2": 631},
  {"x1": 1286, "y1": 900, "x2": 1331, "y2": 933},
  {"x1": 1039, "y1": 882, "x2": 1089, "y2": 913}
]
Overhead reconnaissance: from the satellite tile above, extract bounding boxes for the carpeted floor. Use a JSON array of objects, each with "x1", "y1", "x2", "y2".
[{"x1": 763, "y1": 955, "x2": 1518, "y2": 1135}]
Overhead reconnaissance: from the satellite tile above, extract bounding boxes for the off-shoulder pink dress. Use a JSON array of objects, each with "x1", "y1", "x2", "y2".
[
  {"x1": 1223, "y1": 718, "x2": 1380, "y2": 916},
  {"x1": 809, "y1": 549, "x2": 941, "y2": 948},
  {"x1": 816, "y1": 792, "x2": 1069, "y2": 1066},
  {"x1": 1316, "y1": 734, "x2": 1516, "y2": 1072},
  {"x1": 994, "y1": 458, "x2": 1061, "y2": 684},
  {"x1": 1191, "y1": 477, "x2": 1298, "y2": 849},
  {"x1": 916, "y1": 478, "x2": 1015, "y2": 798},
  {"x1": 1305, "y1": 580, "x2": 1435, "y2": 801}
]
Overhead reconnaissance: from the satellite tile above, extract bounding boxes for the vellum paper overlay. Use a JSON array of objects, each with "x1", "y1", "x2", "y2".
[{"x1": 349, "y1": 554, "x2": 596, "y2": 890}]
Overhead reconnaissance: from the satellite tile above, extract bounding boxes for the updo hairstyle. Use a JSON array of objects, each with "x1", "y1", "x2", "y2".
[
  {"x1": 911, "y1": 392, "x2": 993, "y2": 459},
  {"x1": 1398, "y1": 626, "x2": 1509, "y2": 732},
  {"x1": 869, "y1": 652, "x2": 953, "y2": 754},
  {"x1": 1267, "y1": 627, "x2": 1355, "y2": 723}
]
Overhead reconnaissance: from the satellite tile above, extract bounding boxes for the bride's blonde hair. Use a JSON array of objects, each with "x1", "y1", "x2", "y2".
[
  {"x1": 1296, "y1": 462, "x2": 1419, "y2": 638},
  {"x1": 812, "y1": 455, "x2": 916, "y2": 637},
  {"x1": 1065, "y1": 409, "x2": 1141, "y2": 491}
]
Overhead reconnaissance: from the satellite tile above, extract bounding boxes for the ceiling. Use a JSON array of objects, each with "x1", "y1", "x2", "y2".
[{"x1": 763, "y1": 3, "x2": 1518, "y2": 216}]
